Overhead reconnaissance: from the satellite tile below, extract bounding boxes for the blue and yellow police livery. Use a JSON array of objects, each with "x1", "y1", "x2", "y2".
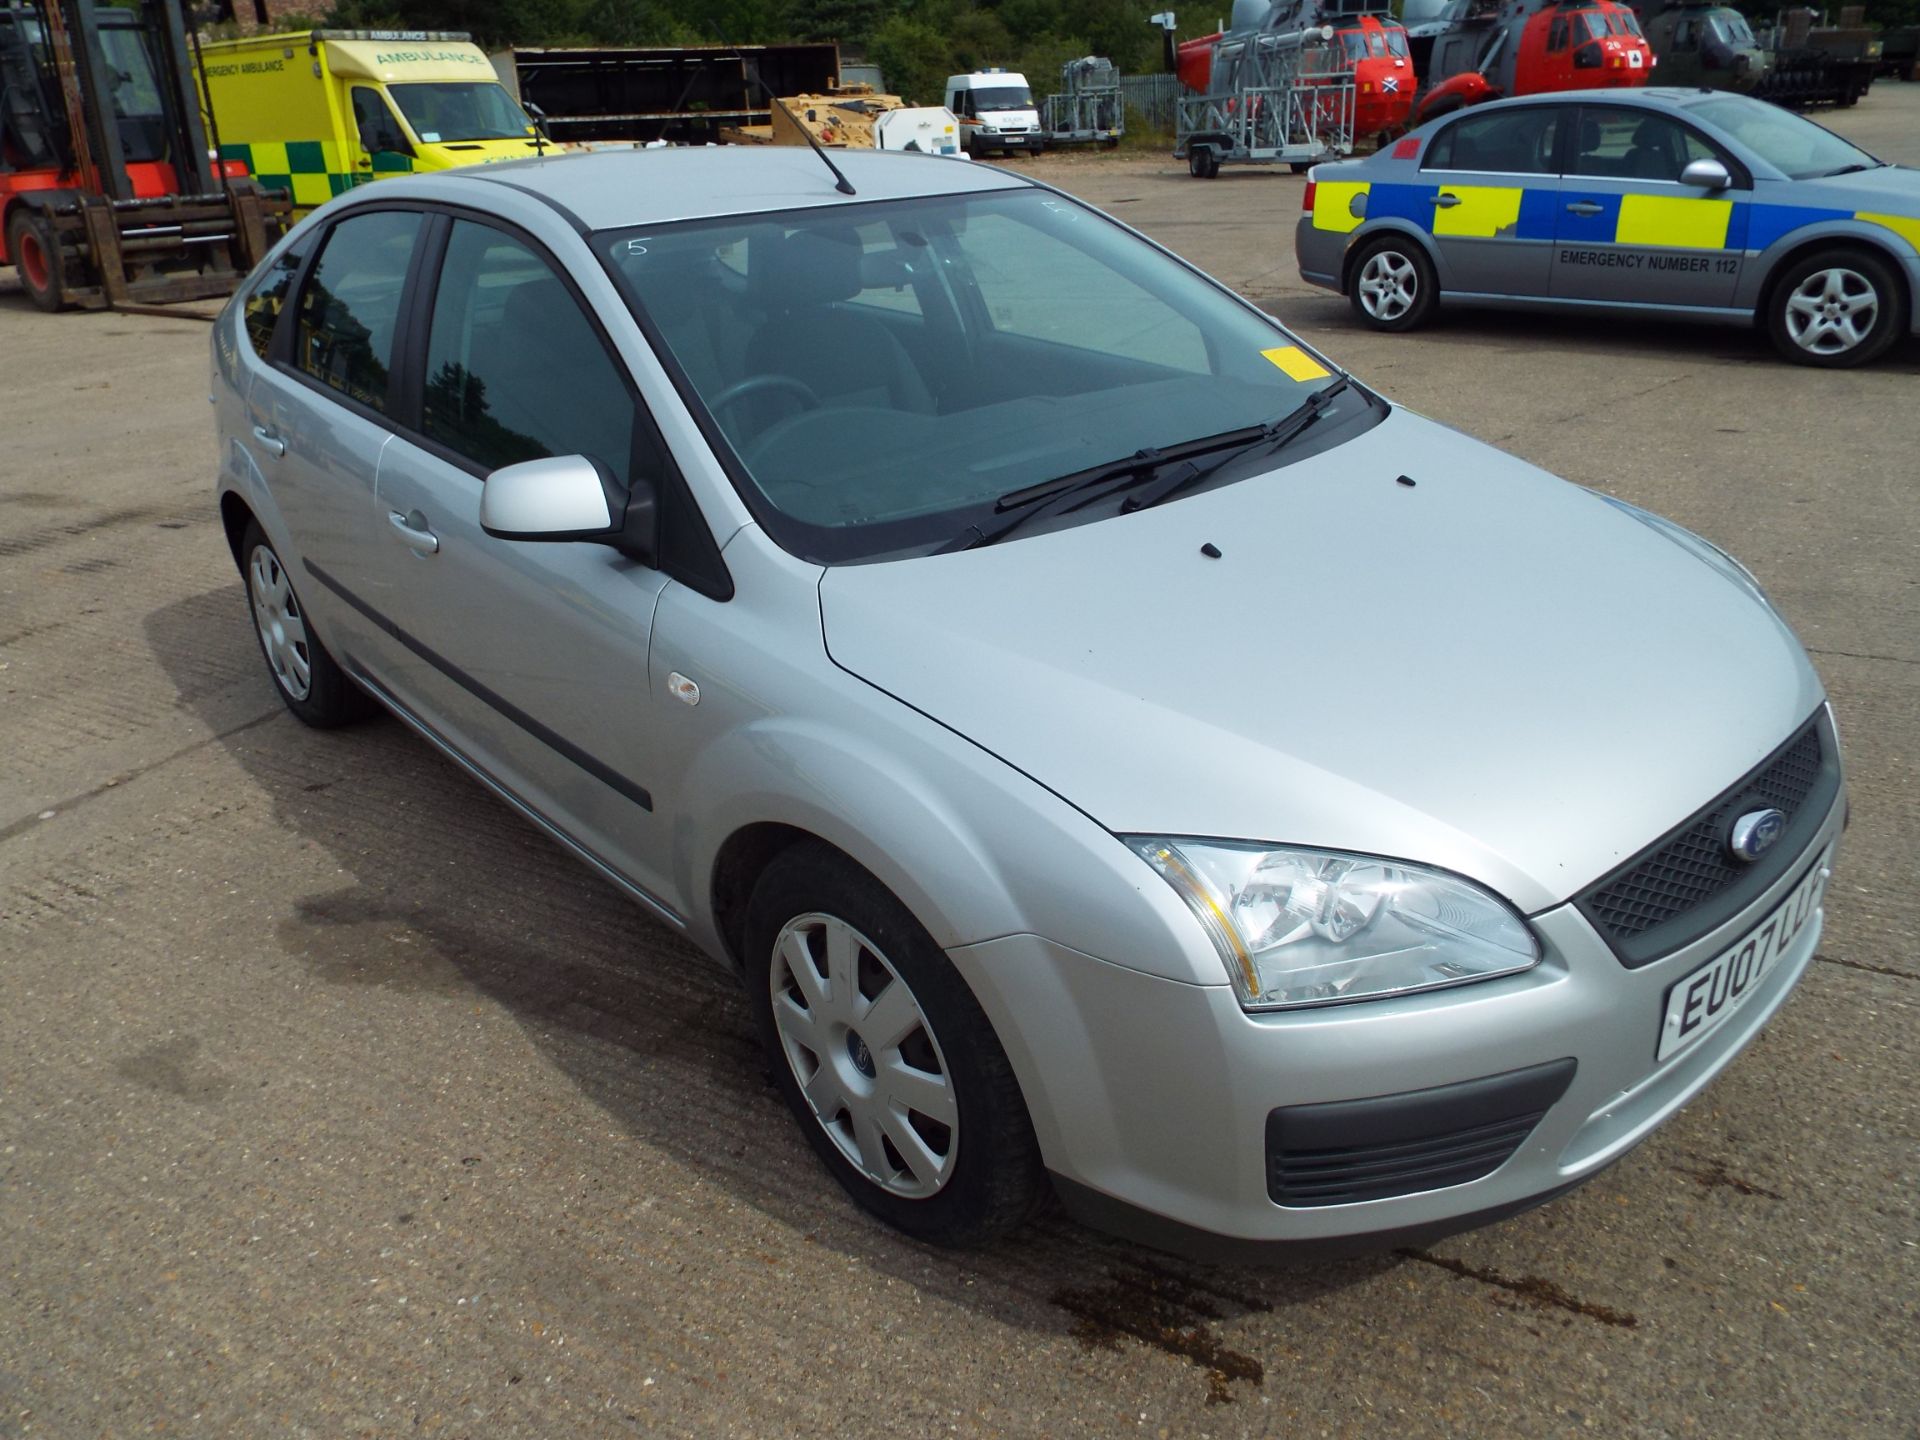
[{"x1": 1295, "y1": 88, "x2": 1920, "y2": 366}]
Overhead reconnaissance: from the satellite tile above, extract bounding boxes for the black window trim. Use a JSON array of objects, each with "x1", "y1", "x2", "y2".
[{"x1": 1570, "y1": 103, "x2": 1753, "y2": 190}]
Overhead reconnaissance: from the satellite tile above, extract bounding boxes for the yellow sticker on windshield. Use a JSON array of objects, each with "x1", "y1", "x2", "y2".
[{"x1": 1262, "y1": 346, "x2": 1331, "y2": 382}]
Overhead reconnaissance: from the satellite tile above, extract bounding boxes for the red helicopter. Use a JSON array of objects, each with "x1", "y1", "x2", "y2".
[{"x1": 1403, "y1": 0, "x2": 1655, "y2": 123}]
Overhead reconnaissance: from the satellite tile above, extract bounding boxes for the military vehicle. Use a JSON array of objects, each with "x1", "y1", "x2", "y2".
[
  {"x1": 1631, "y1": 0, "x2": 1772, "y2": 91},
  {"x1": 1752, "y1": 10, "x2": 1880, "y2": 107}
]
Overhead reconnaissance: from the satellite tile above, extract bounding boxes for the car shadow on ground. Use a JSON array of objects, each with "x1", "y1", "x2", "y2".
[{"x1": 144, "y1": 583, "x2": 1398, "y2": 1402}]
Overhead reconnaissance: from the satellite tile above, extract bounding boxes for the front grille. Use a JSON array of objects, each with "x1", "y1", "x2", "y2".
[
  {"x1": 1266, "y1": 1059, "x2": 1575, "y2": 1208},
  {"x1": 1575, "y1": 709, "x2": 1840, "y2": 968}
]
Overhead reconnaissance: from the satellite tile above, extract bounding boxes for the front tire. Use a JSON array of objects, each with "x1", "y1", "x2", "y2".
[
  {"x1": 1349, "y1": 234, "x2": 1438, "y2": 331},
  {"x1": 242, "y1": 521, "x2": 374, "y2": 727},
  {"x1": 7, "y1": 208, "x2": 67, "y2": 313},
  {"x1": 746, "y1": 843, "x2": 1047, "y2": 1247},
  {"x1": 1767, "y1": 247, "x2": 1904, "y2": 367}
]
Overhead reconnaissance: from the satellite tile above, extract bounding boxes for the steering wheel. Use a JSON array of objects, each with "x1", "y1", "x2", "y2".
[{"x1": 709, "y1": 373, "x2": 822, "y2": 423}]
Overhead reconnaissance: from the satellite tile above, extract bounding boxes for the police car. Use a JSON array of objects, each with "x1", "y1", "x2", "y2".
[{"x1": 1296, "y1": 88, "x2": 1920, "y2": 366}]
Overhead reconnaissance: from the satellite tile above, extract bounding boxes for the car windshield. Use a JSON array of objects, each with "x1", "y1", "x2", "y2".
[
  {"x1": 387, "y1": 82, "x2": 534, "y2": 142},
  {"x1": 970, "y1": 85, "x2": 1032, "y2": 111},
  {"x1": 601, "y1": 189, "x2": 1368, "y2": 562},
  {"x1": 1690, "y1": 93, "x2": 1879, "y2": 177}
]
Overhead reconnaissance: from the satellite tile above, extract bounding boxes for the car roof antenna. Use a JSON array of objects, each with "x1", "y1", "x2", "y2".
[{"x1": 730, "y1": 39, "x2": 855, "y2": 196}]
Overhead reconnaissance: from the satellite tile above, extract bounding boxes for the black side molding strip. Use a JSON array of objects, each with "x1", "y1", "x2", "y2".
[{"x1": 305, "y1": 560, "x2": 653, "y2": 812}]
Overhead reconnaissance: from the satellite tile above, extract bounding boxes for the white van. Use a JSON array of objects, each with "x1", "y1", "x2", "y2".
[{"x1": 943, "y1": 70, "x2": 1042, "y2": 156}]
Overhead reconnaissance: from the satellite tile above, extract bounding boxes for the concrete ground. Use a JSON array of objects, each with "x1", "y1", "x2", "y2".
[{"x1": 2, "y1": 86, "x2": 1916, "y2": 1440}]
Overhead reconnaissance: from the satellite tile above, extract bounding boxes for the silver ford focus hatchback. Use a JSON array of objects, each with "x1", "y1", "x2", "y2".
[{"x1": 213, "y1": 146, "x2": 1845, "y2": 1257}]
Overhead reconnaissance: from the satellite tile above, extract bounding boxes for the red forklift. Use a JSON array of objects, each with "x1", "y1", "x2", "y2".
[{"x1": 0, "y1": 0, "x2": 286, "y2": 313}]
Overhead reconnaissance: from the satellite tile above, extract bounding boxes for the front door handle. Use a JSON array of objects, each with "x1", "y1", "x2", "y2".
[
  {"x1": 388, "y1": 509, "x2": 440, "y2": 555},
  {"x1": 251, "y1": 424, "x2": 286, "y2": 458},
  {"x1": 1566, "y1": 201, "x2": 1605, "y2": 216},
  {"x1": 1432, "y1": 192, "x2": 1461, "y2": 208}
]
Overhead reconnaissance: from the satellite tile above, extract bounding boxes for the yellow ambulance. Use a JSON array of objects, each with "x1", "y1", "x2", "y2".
[{"x1": 196, "y1": 30, "x2": 550, "y2": 212}]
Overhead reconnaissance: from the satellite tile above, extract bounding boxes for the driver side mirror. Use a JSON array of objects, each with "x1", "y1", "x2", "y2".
[
  {"x1": 480, "y1": 455, "x2": 658, "y2": 566},
  {"x1": 1680, "y1": 157, "x2": 1731, "y2": 189}
]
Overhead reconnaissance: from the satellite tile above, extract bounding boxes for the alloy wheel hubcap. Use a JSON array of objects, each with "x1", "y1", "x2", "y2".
[
  {"x1": 769, "y1": 913, "x2": 958, "y2": 1198},
  {"x1": 248, "y1": 545, "x2": 312, "y2": 701},
  {"x1": 1785, "y1": 266, "x2": 1877, "y2": 355},
  {"x1": 1358, "y1": 251, "x2": 1418, "y2": 322}
]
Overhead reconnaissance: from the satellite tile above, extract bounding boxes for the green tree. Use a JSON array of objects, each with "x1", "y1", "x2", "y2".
[
  {"x1": 784, "y1": 0, "x2": 883, "y2": 43},
  {"x1": 869, "y1": 13, "x2": 953, "y2": 101}
]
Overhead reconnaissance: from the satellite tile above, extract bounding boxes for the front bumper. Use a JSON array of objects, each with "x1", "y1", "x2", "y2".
[{"x1": 951, "y1": 787, "x2": 1845, "y2": 1254}]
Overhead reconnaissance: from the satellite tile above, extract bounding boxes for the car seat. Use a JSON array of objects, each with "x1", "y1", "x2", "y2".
[
  {"x1": 743, "y1": 225, "x2": 935, "y2": 417},
  {"x1": 1623, "y1": 119, "x2": 1672, "y2": 180}
]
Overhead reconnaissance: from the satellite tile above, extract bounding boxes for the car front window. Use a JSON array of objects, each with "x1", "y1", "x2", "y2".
[
  {"x1": 601, "y1": 190, "x2": 1367, "y2": 562},
  {"x1": 1689, "y1": 94, "x2": 1878, "y2": 178},
  {"x1": 387, "y1": 82, "x2": 534, "y2": 142},
  {"x1": 971, "y1": 85, "x2": 1032, "y2": 111}
]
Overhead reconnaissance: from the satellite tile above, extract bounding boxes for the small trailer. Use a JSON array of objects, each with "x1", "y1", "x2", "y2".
[
  {"x1": 1175, "y1": 28, "x2": 1358, "y2": 177},
  {"x1": 1042, "y1": 55, "x2": 1124, "y2": 147}
]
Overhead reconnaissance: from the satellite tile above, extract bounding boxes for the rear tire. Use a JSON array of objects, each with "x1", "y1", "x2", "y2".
[
  {"x1": 1348, "y1": 234, "x2": 1438, "y2": 331},
  {"x1": 7, "y1": 208, "x2": 66, "y2": 313},
  {"x1": 746, "y1": 842, "x2": 1048, "y2": 1247},
  {"x1": 1766, "y1": 246, "x2": 1904, "y2": 368},
  {"x1": 241, "y1": 521, "x2": 374, "y2": 728}
]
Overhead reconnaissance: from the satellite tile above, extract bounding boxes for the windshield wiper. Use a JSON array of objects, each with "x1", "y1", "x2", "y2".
[
  {"x1": 1819, "y1": 161, "x2": 1881, "y2": 177},
  {"x1": 935, "y1": 376, "x2": 1355, "y2": 553},
  {"x1": 1121, "y1": 376, "x2": 1353, "y2": 515},
  {"x1": 934, "y1": 426, "x2": 1266, "y2": 552}
]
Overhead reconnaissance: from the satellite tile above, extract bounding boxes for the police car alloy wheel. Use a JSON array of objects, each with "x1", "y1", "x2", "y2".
[
  {"x1": 1766, "y1": 247, "x2": 1903, "y2": 369},
  {"x1": 1350, "y1": 236, "x2": 1436, "y2": 331}
]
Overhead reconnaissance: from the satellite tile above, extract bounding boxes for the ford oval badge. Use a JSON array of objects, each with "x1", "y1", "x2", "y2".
[{"x1": 1729, "y1": 808, "x2": 1787, "y2": 863}]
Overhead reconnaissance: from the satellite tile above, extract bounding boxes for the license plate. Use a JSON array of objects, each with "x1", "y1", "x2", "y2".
[{"x1": 1657, "y1": 848, "x2": 1831, "y2": 1063}]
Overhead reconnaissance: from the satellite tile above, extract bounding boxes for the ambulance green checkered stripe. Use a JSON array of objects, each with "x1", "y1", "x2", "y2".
[{"x1": 219, "y1": 141, "x2": 410, "y2": 209}]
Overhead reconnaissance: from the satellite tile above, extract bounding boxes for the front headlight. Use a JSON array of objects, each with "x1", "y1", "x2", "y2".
[{"x1": 1126, "y1": 839, "x2": 1540, "y2": 1011}]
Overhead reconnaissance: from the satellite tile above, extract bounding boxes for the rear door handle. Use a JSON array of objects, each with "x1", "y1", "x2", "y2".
[
  {"x1": 251, "y1": 424, "x2": 286, "y2": 458},
  {"x1": 388, "y1": 510, "x2": 440, "y2": 555},
  {"x1": 1432, "y1": 192, "x2": 1461, "y2": 208},
  {"x1": 1566, "y1": 201, "x2": 1605, "y2": 216}
]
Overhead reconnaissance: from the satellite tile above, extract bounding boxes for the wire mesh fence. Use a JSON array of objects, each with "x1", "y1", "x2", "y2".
[{"x1": 1119, "y1": 73, "x2": 1181, "y2": 132}]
